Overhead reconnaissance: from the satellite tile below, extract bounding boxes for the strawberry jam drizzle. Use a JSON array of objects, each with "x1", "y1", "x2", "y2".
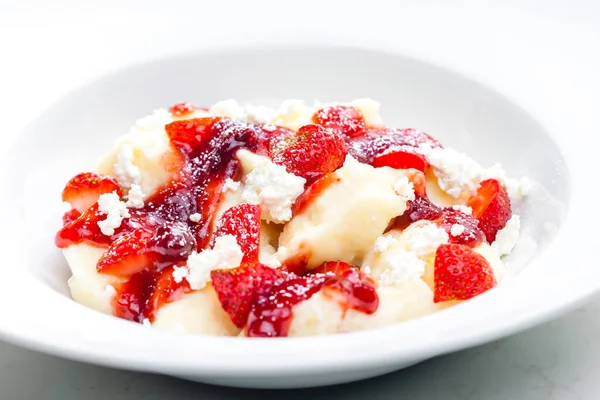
[
  {"x1": 392, "y1": 193, "x2": 484, "y2": 247},
  {"x1": 347, "y1": 128, "x2": 442, "y2": 165},
  {"x1": 246, "y1": 264, "x2": 378, "y2": 337},
  {"x1": 58, "y1": 119, "x2": 272, "y2": 322},
  {"x1": 58, "y1": 114, "x2": 455, "y2": 328}
]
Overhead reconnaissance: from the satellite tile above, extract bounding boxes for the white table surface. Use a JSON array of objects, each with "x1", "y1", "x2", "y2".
[{"x1": 1, "y1": 1, "x2": 600, "y2": 398}]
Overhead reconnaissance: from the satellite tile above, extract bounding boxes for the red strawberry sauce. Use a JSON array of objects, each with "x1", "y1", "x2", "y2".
[
  {"x1": 247, "y1": 263, "x2": 378, "y2": 337},
  {"x1": 56, "y1": 107, "x2": 464, "y2": 331}
]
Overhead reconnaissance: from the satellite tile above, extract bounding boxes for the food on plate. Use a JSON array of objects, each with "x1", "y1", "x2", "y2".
[{"x1": 55, "y1": 99, "x2": 529, "y2": 337}]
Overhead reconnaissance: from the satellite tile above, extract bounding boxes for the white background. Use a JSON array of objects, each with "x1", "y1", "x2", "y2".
[{"x1": 1, "y1": 0, "x2": 600, "y2": 398}]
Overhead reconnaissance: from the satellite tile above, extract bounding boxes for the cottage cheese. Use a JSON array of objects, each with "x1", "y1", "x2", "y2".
[
  {"x1": 134, "y1": 109, "x2": 173, "y2": 132},
  {"x1": 393, "y1": 177, "x2": 416, "y2": 201},
  {"x1": 403, "y1": 222, "x2": 449, "y2": 258},
  {"x1": 125, "y1": 184, "x2": 145, "y2": 209},
  {"x1": 113, "y1": 144, "x2": 141, "y2": 189},
  {"x1": 450, "y1": 223, "x2": 465, "y2": 237},
  {"x1": 419, "y1": 144, "x2": 483, "y2": 198},
  {"x1": 185, "y1": 235, "x2": 244, "y2": 290},
  {"x1": 97, "y1": 192, "x2": 130, "y2": 236},
  {"x1": 208, "y1": 99, "x2": 246, "y2": 121},
  {"x1": 492, "y1": 214, "x2": 521, "y2": 256},
  {"x1": 452, "y1": 204, "x2": 473, "y2": 215},
  {"x1": 222, "y1": 178, "x2": 241, "y2": 193},
  {"x1": 419, "y1": 144, "x2": 530, "y2": 203},
  {"x1": 237, "y1": 149, "x2": 306, "y2": 224},
  {"x1": 172, "y1": 264, "x2": 190, "y2": 283},
  {"x1": 96, "y1": 110, "x2": 182, "y2": 199},
  {"x1": 189, "y1": 213, "x2": 202, "y2": 223}
]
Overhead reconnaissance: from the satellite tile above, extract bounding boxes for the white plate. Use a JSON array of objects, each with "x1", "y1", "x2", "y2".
[{"x1": 0, "y1": 45, "x2": 597, "y2": 389}]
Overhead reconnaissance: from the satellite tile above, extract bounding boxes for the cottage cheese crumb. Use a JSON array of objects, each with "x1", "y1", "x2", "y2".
[
  {"x1": 405, "y1": 222, "x2": 449, "y2": 257},
  {"x1": 419, "y1": 144, "x2": 482, "y2": 198},
  {"x1": 450, "y1": 224, "x2": 465, "y2": 237},
  {"x1": 350, "y1": 98, "x2": 384, "y2": 127},
  {"x1": 374, "y1": 235, "x2": 398, "y2": 253},
  {"x1": 244, "y1": 104, "x2": 277, "y2": 124},
  {"x1": 377, "y1": 249, "x2": 427, "y2": 286},
  {"x1": 135, "y1": 109, "x2": 173, "y2": 132},
  {"x1": 238, "y1": 150, "x2": 306, "y2": 223},
  {"x1": 361, "y1": 265, "x2": 372, "y2": 275},
  {"x1": 97, "y1": 191, "x2": 130, "y2": 236},
  {"x1": 113, "y1": 144, "x2": 141, "y2": 189},
  {"x1": 452, "y1": 204, "x2": 473, "y2": 215},
  {"x1": 172, "y1": 265, "x2": 190, "y2": 283},
  {"x1": 185, "y1": 235, "x2": 244, "y2": 290},
  {"x1": 142, "y1": 318, "x2": 152, "y2": 327},
  {"x1": 393, "y1": 177, "x2": 416, "y2": 201},
  {"x1": 189, "y1": 213, "x2": 202, "y2": 223},
  {"x1": 492, "y1": 215, "x2": 521, "y2": 256},
  {"x1": 208, "y1": 99, "x2": 246, "y2": 121},
  {"x1": 125, "y1": 184, "x2": 145, "y2": 208},
  {"x1": 222, "y1": 178, "x2": 241, "y2": 193},
  {"x1": 519, "y1": 177, "x2": 532, "y2": 196}
]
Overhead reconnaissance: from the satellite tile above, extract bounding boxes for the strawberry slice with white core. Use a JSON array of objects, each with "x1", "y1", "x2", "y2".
[
  {"x1": 62, "y1": 172, "x2": 122, "y2": 213},
  {"x1": 97, "y1": 228, "x2": 154, "y2": 277},
  {"x1": 211, "y1": 264, "x2": 281, "y2": 328},
  {"x1": 313, "y1": 105, "x2": 367, "y2": 138},
  {"x1": 434, "y1": 243, "x2": 496, "y2": 302},
  {"x1": 466, "y1": 179, "x2": 512, "y2": 243},
  {"x1": 212, "y1": 204, "x2": 261, "y2": 264},
  {"x1": 372, "y1": 145, "x2": 429, "y2": 172},
  {"x1": 165, "y1": 117, "x2": 223, "y2": 155},
  {"x1": 169, "y1": 102, "x2": 207, "y2": 118}
]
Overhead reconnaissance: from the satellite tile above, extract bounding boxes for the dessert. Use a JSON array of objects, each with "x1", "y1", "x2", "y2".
[{"x1": 55, "y1": 99, "x2": 529, "y2": 337}]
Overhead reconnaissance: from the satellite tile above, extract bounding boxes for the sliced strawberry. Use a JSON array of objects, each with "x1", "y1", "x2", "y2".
[
  {"x1": 165, "y1": 117, "x2": 223, "y2": 154},
  {"x1": 372, "y1": 145, "x2": 429, "y2": 172},
  {"x1": 312, "y1": 260, "x2": 356, "y2": 276},
  {"x1": 213, "y1": 204, "x2": 261, "y2": 264},
  {"x1": 434, "y1": 243, "x2": 496, "y2": 302},
  {"x1": 405, "y1": 169, "x2": 427, "y2": 198},
  {"x1": 55, "y1": 203, "x2": 111, "y2": 248},
  {"x1": 113, "y1": 269, "x2": 157, "y2": 323},
  {"x1": 313, "y1": 105, "x2": 366, "y2": 138},
  {"x1": 97, "y1": 228, "x2": 154, "y2": 277},
  {"x1": 271, "y1": 124, "x2": 347, "y2": 181},
  {"x1": 436, "y1": 208, "x2": 485, "y2": 248},
  {"x1": 211, "y1": 264, "x2": 281, "y2": 328},
  {"x1": 262, "y1": 125, "x2": 295, "y2": 156},
  {"x1": 148, "y1": 264, "x2": 191, "y2": 318},
  {"x1": 313, "y1": 261, "x2": 379, "y2": 313},
  {"x1": 466, "y1": 179, "x2": 511, "y2": 243},
  {"x1": 194, "y1": 177, "x2": 226, "y2": 249},
  {"x1": 292, "y1": 173, "x2": 340, "y2": 216},
  {"x1": 62, "y1": 208, "x2": 81, "y2": 225},
  {"x1": 392, "y1": 196, "x2": 443, "y2": 230},
  {"x1": 62, "y1": 172, "x2": 121, "y2": 213},
  {"x1": 169, "y1": 102, "x2": 207, "y2": 118},
  {"x1": 347, "y1": 128, "x2": 442, "y2": 165}
]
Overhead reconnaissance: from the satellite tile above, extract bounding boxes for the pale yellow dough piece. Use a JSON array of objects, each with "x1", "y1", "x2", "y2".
[
  {"x1": 96, "y1": 126, "x2": 183, "y2": 198},
  {"x1": 152, "y1": 287, "x2": 240, "y2": 336},
  {"x1": 424, "y1": 169, "x2": 459, "y2": 207},
  {"x1": 64, "y1": 243, "x2": 125, "y2": 315},
  {"x1": 285, "y1": 280, "x2": 443, "y2": 336},
  {"x1": 279, "y1": 156, "x2": 411, "y2": 268}
]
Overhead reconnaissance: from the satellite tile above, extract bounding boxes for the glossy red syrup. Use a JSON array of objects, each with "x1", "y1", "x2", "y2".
[
  {"x1": 57, "y1": 108, "x2": 448, "y2": 328},
  {"x1": 246, "y1": 263, "x2": 378, "y2": 337},
  {"x1": 57, "y1": 119, "x2": 272, "y2": 322}
]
